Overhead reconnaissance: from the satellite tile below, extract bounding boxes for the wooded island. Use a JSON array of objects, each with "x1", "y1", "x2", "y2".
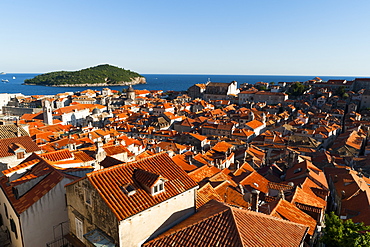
[{"x1": 23, "y1": 64, "x2": 146, "y2": 87}]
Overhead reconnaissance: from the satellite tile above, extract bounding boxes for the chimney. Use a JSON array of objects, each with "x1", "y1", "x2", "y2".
[
  {"x1": 278, "y1": 190, "x2": 285, "y2": 200},
  {"x1": 235, "y1": 160, "x2": 240, "y2": 170},
  {"x1": 239, "y1": 184, "x2": 244, "y2": 195},
  {"x1": 114, "y1": 139, "x2": 120, "y2": 146},
  {"x1": 251, "y1": 189, "x2": 260, "y2": 212}
]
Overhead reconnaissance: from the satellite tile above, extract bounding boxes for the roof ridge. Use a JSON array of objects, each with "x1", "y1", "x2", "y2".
[
  {"x1": 229, "y1": 206, "x2": 248, "y2": 247},
  {"x1": 231, "y1": 205, "x2": 309, "y2": 227},
  {"x1": 87, "y1": 151, "x2": 168, "y2": 177},
  {"x1": 145, "y1": 206, "x2": 232, "y2": 245}
]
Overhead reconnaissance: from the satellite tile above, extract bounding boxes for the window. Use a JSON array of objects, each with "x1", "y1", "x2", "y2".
[
  {"x1": 10, "y1": 218, "x2": 17, "y2": 239},
  {"x1": 121, "y1": 184, "x2": 136, "y2": 196},
  {"x1": 4, "y1": 204, "x2": 8, "y2": 219},
  {"x1": 152, "y1": 181, "x2": 165, "y2": 195},
  {"x1": 75, "y1": 217, "x2": 83, "y2": 241},
  {"x1": 84, "y1": 189, "x2": 92, "y2": 206},
  {"x1": 293, "y1": 168, "x2": 302, "y2": 174},
  {"x1": 16, "y1": 152, "x2": 24, "y2": 159}
]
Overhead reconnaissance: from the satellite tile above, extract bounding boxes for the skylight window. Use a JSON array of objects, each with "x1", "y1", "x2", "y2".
[
  {"x1": 293, "y1": 168, "x2": 302, "y2": 174},
  {"x1": 121, "y1": 184, "x2": 136, "y2": 196}
]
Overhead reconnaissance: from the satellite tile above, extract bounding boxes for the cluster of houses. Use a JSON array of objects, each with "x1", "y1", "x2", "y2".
[{"x1": 0, "y1": 77, "x2": 370, "y2": 246}]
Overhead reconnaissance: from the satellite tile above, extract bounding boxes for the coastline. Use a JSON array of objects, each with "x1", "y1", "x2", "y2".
[{"x1": 22, "y1": 77, "x2": 146, "y2": 87}]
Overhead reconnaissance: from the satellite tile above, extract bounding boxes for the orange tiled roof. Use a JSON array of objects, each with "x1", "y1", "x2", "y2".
[
  {"x1": 83, "y1": 152, "x2": 198, "y2": 221},
  {"x1": 40, "y1": 149, "x2": 73, "y2": 161},
  {"x1": 214, "y1": 181, "x2": 250, "y2": 209},
  {"x1": 212, "y1": 141, "x2": 233, "y2": 153},
  {"x1": 239, "y1": 171, "x2": 270, "y2": 194},
  {"x1": 269, "y1": 199, "x2": 317, "y2": 236},
  {"x1": 144, "y1": 200, "x2": 308, "y2": 247},
  {"x1": 291, "y1": 186, "x2": 326, "y2": 210},
  {"x1": 0, "y1": 136, "x2": 41, "y2": 158},
  {"x1": 171, "y1": 154, "x2": 197, "y2": 172},
  {"x1": 286, "y1": 160, "x2": 328, "y2": 190},
  {"x1": 188, "y1": 132, "x2": 207, "y2": 142},
  {"x1": 0, "y1": 153, "x2": 92, "y2": 215},
  {"x1": 196, "y1": 183, "x2": 223, "y2": 208},
  {"x1": 2, "y1": 158, "x2": 40, "y2": 176},
  {"x1": 134, "y1": 168, "x2": 163, "y2": 188},
  {"x1": 72, "y1": 150, "x2": 95, "y2": 162},
  {"x1": 234, "y1": 162, "x2": 255, "y2": 176},
  {"x1": 188, "y1": 165, "x2": 221, "y2": 183},
  {"x1": 103, "y1": 145, "x2": 128, "y2": 156},
  {"x1": 245, "y1": 120, "x2": 264, "y2": 130}
]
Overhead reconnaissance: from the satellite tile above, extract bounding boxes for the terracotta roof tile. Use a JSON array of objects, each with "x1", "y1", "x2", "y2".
[
  {"x1": 188, "y1": 165, "x2": 221, "y2": 183},
  {"x1": 0, "y1": 153, "x2": 91, "y2": 215},
  {"x1": 103, "y1": 145, "x2": 128, "y2": 156},
  {"x1": 0, "y1": 136, "x2": 41, "y2": 158},
  {"x1": 83, "y1": 152, "x2": 198, "y2": 221},
  {"x1": 144, "y1": 200, "x2": 308, "y2": 247},
  {"x1": 269, "y1": 199, "x2": 317, "y2": 236},
  {"x1": 214, "y1": 181, "x2": 250, "y2": 209},
  {"x1": 40, "y1": 149, "x2": 73, "y2": 161},
  {"x1": 171, "y1": 154, "x2": 197, "y2": 172},
  {"x1": 134, "y1": 169, "x2": 163, "y2": 188},
  {"x1": 72, "y1": 150, "x2": 95, "y2": 162},
  {"x1": 0, "y1": 124, "x2": 29, "y2": 139},
  {"x1": 239, "y1": 171, "x2": 270, "y2": 194},
  {"x1": 211, "y1": 141, "x2": 233, "y2": 153},
  {"x1": 196, "y1": 183, "x2": 224, "y2": 208}
]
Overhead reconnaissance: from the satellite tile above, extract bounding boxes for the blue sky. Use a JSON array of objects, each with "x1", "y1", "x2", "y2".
[{"x1": 2, "y1": 0, "x2": 370, "y2": 76}]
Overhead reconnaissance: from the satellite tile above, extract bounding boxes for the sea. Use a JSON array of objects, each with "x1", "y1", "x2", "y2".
[{"x1": 0, "y1": 73, "x2": 360, "y2": 96}]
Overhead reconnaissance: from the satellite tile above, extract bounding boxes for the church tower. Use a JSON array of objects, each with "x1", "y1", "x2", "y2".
[
  {"x1": 127, "y1": 85, "x2": 136, "y2": 100},
  {"x1": 43, "y1": 99, "x2": 53, "y2": 125}
]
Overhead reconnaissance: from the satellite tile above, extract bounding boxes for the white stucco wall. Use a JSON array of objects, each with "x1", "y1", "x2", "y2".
[
  {"x1": 0, "y1": 151, "x2": 42, "y2": 171},
  {"x1": 119, "y1": 188, "x2": 197, "y2": 247},
  {"x1": 0, "y1": 187, "x2": 22, "y2": 247},
  {"x1": 20, "y1": 177, "x2": 73, "y2": 247},
  {"x1": 60, "y1": 109, "x2": 90, "y2": 125}
]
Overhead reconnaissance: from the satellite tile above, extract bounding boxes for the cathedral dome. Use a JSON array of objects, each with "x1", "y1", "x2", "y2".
[{"x1": 92, "y1": 107, "x2": 101, "y2": 115}]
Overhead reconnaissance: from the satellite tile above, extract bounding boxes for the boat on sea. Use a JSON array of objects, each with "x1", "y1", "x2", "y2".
[
  {"x1": 2, "y1": 79, "x2": 9, "y2": 83},
  {"x1": 12, "y1": 76, "x2": 16, "y2": 79}
]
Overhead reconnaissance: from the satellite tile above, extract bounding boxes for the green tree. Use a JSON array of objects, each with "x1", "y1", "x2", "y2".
[
  {"x1": 288, "y1": 82, "x2": 308, "y2": 96},
  {"x1": 24, "y1": 64, "x2": 144, "y2": 86},
  {"x1": 259, "y1": 85, "x2": 267, "y2": 91},
  {"x1": 336, "y1": 86, "x2": 346, "y2": 97},
  {"x1": 320, "y1": 212, "x2": 370, "y2": 247}
]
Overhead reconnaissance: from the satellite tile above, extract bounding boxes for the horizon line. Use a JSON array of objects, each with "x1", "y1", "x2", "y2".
[{"x1": 5, "y1": 72, "x2": 370, "y2": 78}]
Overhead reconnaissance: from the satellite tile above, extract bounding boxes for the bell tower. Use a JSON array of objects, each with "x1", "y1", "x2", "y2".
[{"x1": 43, "y1": 99, "x2": 53, "y2": 125}]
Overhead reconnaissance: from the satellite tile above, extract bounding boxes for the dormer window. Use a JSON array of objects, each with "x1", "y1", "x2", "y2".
[
  {"x1": 10, "y1": 143, "x2": 26, "y2": 159},
  {"x1": 16, "y1": 151, "x2": 25, "y2": 159},
  {"x1": 133, "y1": 168, "x2": 167, "y2": 196},
  {"x1": 152, "y1": 180, "x2": 165, "y2": 195}
]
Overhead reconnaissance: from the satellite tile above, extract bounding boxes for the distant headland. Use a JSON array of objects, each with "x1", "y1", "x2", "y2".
[{"x1": 22, "y1": 64, "x2": 146, "y2": 87}]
